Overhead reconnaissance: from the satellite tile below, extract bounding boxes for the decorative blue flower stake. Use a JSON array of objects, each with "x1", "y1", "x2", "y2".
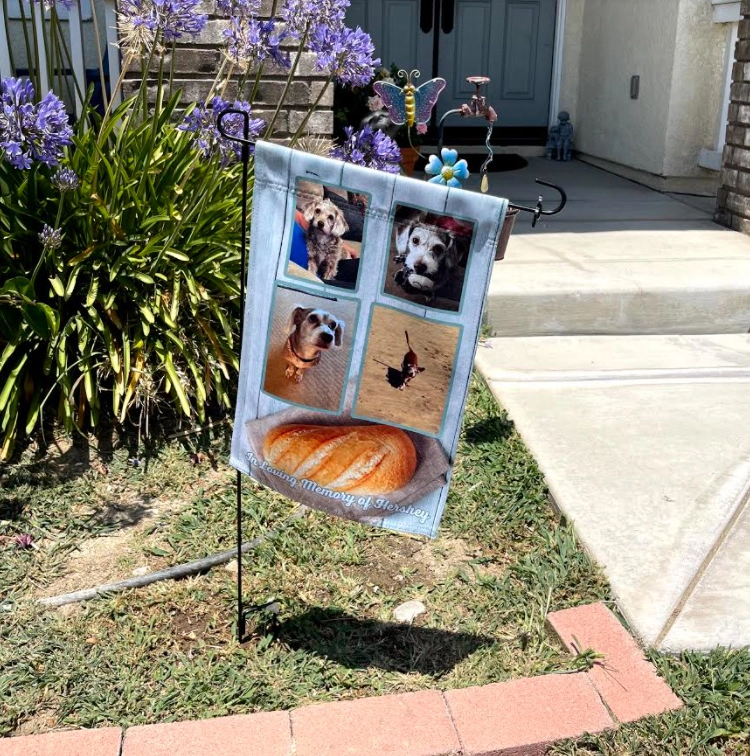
[{"x1": 425, "y1": 148, "x2": 470, "y2": 188}]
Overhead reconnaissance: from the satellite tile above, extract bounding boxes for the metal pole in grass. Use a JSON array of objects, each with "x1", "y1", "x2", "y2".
[{"x1": 217, "y1": 108, "x2": 253, "y2": 642}]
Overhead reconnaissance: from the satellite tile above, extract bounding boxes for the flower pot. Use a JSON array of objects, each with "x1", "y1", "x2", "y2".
[
  {"x1": 399, "y1": 146, "x2": 420, "y2": 177},
  {"x1": 494, "y1": 208, "x2": 518, "y2": 261}
]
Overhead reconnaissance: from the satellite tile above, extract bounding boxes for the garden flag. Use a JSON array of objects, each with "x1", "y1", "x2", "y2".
[{"x1": 230, "y1": 141, "x2": 509, "y2": 538}]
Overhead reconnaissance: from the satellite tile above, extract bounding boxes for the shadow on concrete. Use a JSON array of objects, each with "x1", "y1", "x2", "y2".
[{"x1": 275, "y1": 606, "x2": 496, "y2": 675}]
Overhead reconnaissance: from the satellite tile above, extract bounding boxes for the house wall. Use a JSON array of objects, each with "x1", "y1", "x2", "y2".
[
  {"x1": 572, "y1": 0, "x2": 680, "y2": 175},
  {"x1": 560, "y1": 0, "x2": 727, "y2": 178},
  {"x1": 664, "y1": 0, "x2": 728, "y2": 176}
]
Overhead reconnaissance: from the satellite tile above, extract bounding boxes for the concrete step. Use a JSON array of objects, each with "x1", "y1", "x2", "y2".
[
  {"x1": 485, "y1": 222, "x2": 750, "y2": 337},
  {"x1": 475, "y1": 333, "x2": 750, "y2": 651}
]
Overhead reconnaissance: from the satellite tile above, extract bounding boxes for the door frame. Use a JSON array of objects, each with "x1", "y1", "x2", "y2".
[{"x1": 548, "y1": 0, "x2": 566, "y2": 127}]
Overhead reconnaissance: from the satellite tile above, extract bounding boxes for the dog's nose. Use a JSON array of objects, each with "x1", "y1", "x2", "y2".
[
  {"x1": 414, "y1": 262, "x2": 427, "y2": 275},
  {"x1": 317, "y1": 220, "x2": 325, "y2": 229},
  {"x1": 320, "y1": 332, "x2": 333, "y2": 344}
]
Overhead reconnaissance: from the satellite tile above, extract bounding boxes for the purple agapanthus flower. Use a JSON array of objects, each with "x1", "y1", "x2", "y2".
[
  {"x1": 179, "y1": 97, "x2": 265, "y2": 166},
  {"x1": 216, "y1": 0, "x2": 260, "y2": 16},
  {"x1": 331, "y1": 125, "x2": 400, "y2": 174},
  {"x1": 51, "y1": 166, "x2": 79, "y2": 192},
  {"x1": 224, "y1": 17, "x2": 289, "y2": 71},
  {"x1": 39, "y1": 224, "x2": 63, "y2": 250},
  {"x1": 0, "y1": 77, "x2": 72, "y2": 170},
  {"x1": 281, "y1": 0, "x2": 349, "y2": 39},
  {"x1": 309, "y1": 25, "x2": 379, "y2": 88},
  {"x1": 119, "y1": 0, "x2": 207, "y2": 49}
]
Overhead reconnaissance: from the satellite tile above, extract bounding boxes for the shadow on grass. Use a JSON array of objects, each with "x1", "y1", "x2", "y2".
[
  {"x1": 276, "y1": 606, "x2": 495, "y2": 675},
  {"x1": 463, "y1": 414, "x2": 514, "y2": 445}
]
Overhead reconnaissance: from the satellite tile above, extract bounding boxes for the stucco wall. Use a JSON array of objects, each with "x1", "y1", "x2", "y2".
[
  {"x1": 562, "y1": 0, "x2": 729, "y2": 178},
  {"x1": 559, "y1": 0, "x2": 585, "y2": 128},
  {"x1": 573, "y1": 0, "x2": 680, "y2": 175},
  {"x1": 664, "y1": 0, "x2": 727, "y2": 176}
]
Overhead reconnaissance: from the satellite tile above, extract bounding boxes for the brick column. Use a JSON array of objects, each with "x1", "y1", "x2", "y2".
[{"x1": 717, "y1": 0, "x2": 750, "y2": 231}]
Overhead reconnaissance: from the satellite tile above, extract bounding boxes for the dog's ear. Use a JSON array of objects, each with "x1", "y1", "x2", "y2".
[
  {"x1": 418, "y1": 367, "x2": 425, "y2": 373},
  {"x1": 333, "y1": 319, "x2": 345, "y2": 347},
  {"x1": 332, "y1": 208, "x2": 349, "y2": 237},
  {"x1": 444, "y1": 232, "x2": 461, "y2": 268},
  {"x1": 451, "y1": 232, "x2": 470, "y2": 266},
  {"x1": 395, "y1": 223, "x2": 415, "y2": 256},
  {"x1": 302, "y1": 200, "x2": 317, "y2": 223},
  {"x1": 286, "y1": 305, "x2": 309, "y2": 337}
]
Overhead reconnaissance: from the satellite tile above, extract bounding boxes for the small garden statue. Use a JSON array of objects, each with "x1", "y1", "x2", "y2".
[{"x1": 555, "y1": 111, "x2": 574, "y2": 161}]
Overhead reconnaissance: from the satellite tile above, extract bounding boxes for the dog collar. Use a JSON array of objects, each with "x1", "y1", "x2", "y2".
[{"x1": 287, "y1": 338, "x2": 319, "y2": 363}]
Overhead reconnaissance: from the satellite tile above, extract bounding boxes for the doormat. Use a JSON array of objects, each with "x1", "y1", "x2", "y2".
[{"x1": 230, "y1": 141, "x2": 509, "y2": 538}]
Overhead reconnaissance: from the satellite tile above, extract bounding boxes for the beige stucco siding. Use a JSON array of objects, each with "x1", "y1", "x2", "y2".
[
  {"x1": 663, "y1": 0, "x2": 727, "y2": 176},
  {"x1": 573, "y1": 0, "x2": 680, "y2": 175}
]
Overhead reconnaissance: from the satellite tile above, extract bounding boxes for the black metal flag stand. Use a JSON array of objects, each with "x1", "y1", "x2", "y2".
[{"x1": 217, "y1": 109, "x2": 256, "y2": 642}]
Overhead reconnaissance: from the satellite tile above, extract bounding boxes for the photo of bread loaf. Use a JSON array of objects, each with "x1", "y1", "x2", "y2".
[
  {"x1": 263, "y1": 423, "x2": 417, "y2": 495},
  {"x1": 243, "y1": 408, "x2": 451, "y2": 527}
]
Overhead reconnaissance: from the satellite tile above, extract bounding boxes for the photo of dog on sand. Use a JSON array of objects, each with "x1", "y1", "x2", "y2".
[
  {"x1": 352, "y1": 305, "x2": 461, "y2": 436},
  {"x1": 262, "y1": 286, "x2": 358, "y2": 412},
  {"x1": 286, "y1": 178, "x2": 369, "y2": 290},
  {"x1": 384, "y1": 204, "x2": 475, "y2": 312}
]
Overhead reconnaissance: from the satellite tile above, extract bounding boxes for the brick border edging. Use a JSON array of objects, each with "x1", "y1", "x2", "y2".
[{"x1": 0, "y1": 603, "x2": 683, "y2": 756}]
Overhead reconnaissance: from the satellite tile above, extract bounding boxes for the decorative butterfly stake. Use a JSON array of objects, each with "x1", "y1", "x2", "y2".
[{"x1": 374, "y1": 69, "x2": 446, "y2": 151}]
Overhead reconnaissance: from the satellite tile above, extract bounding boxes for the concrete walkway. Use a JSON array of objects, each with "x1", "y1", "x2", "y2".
[
  {"x1": 474, "y1": 159, "x2": 750, "y2": 337},
  {"x1": 475, "y1": 159, "x2": 750, "y2": 651}
]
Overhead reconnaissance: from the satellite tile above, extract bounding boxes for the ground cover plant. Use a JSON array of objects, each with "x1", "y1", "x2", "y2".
[{"x1": 2, "y1": 377, "x2": 749, "y2": 755}]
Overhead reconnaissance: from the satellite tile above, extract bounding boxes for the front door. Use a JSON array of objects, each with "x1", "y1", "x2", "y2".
[{"x1": 348, "y1": 0, "x2": 557, "y2": 131}]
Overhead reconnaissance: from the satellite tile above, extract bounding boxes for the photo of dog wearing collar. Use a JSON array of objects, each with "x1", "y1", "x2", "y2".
[
  {"x1": 287, "y1": 179, "x2": 368, "y2": 291},
  {"x1": 352, "y1": 305, "x2": 461, "y2": 437},
  {"x1": 385, "y1": 205, "x2": 475, "y2": 312},
  {"x1": 262, "y1": 286, "x2": 358, "y2": 412}
]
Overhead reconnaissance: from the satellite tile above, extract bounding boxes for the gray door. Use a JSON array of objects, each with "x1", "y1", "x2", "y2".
[{"x1": 348, "y1": 0, "x2": 557, "y2": 129}]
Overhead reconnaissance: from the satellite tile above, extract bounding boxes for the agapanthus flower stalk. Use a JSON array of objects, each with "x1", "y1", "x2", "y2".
[
  {"x1": 118, "y1": 0, "x2": 208, "y2": 54},
  {"x1": 39, "y1": 224, "x2": 63, "y2": 250},
  {"x1": 331, "y1": 125, "x2": 400, "y2": 174},
  {"x1": 179, "y1": 97, "x2": 265, "y2": 167},
  {"x1": 0, "y1": 77, "x2": 72, "y2": 170},
  {"x1": 280, "y1": 0, "x2": 349, "y2": 39},
  {"x1": 223, "y1": 17, "x2": 289, "y2": 72},
  {"x1": 309, "y1": 25, "x2": 379, "y2": 88},
  {"x1": 51, "y1": 167, "x2": 79, "y2": 192},
  {"x1": 216, "y1": 0, "x2": 261, "y2": 16}
]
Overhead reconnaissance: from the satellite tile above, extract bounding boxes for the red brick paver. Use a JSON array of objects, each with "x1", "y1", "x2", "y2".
[
  {"x1": 547, "y1": 602, "x2": 683, "y2": 723},
  {"x1": 445, "y1": 673, "x2": 613, "y2": 756},
  {"x1": 121, "y1": 711, "x2": 291, "y2": 756},
  {"x1": 0, "y1": 728, "x2": 121, "y2": 756},
  {"x1": 292, "y1": 689, "x2": 461, "y2": 756}
]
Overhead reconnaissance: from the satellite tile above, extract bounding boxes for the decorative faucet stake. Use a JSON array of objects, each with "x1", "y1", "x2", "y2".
[{"x1": 437, "y1": 76, "x2": 497, "y2": 193}]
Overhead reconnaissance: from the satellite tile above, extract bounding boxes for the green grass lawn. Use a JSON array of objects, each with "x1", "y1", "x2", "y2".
[{"x1": 1, "y1": 376, "x2": 749, "y2": 754}]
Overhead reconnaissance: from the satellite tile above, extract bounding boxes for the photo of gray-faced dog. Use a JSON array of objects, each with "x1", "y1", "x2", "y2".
[
  {"x1": 302, "y1": 198, "x2": 350, "y2": 280},
  {"x1": 387, "y1": 206, "x2": 475, "y2": 312},
  {"x1": 284, "y1": 304, "x2": 345, "y2": 383},
  {"x1": 263, "y1": 287, "x2": 356, "y2": 412}
]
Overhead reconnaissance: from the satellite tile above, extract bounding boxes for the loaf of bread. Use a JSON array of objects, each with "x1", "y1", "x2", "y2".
[{"x1": 262, "y1": 423, "x2": 417, "y2": 494}]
